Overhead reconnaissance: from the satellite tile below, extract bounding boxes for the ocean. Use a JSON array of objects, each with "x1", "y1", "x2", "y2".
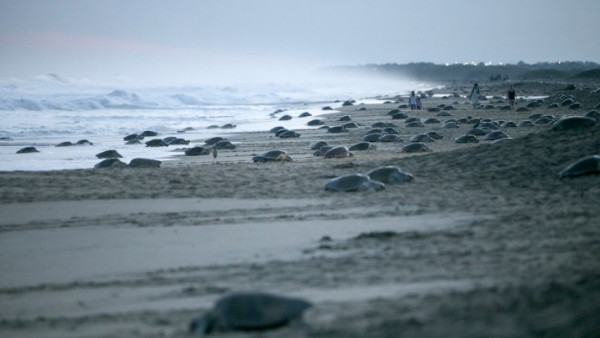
[{"x1": 0, "y1": 76, "x2": 434, "y2": 171}]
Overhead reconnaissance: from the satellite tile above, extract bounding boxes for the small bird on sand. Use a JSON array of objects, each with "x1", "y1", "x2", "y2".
[{"x1": 212, "y1": 147, "x2": 218, "y2": 163}]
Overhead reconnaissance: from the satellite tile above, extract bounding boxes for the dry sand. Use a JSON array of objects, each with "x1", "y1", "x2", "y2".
[{"x1": 0, "y1": 80, "x2": 599, "y2": 337}]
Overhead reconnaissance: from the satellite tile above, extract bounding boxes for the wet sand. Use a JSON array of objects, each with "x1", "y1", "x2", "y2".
[{"x1": 0, "y1": 80, "x2": 599, "y2": 337}]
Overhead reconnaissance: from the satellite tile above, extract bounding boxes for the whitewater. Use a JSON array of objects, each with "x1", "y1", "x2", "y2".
[{"x1": 0, "y1": 75, "x2": 434, "y2": 171}]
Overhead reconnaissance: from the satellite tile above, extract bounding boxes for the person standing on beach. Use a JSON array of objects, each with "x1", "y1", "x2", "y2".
[
  {"x1": 507, "y1": 85, "x2": 516, "y2": 109},
  {"x1": 416, "y1": 95, "x2": 422, "y2": 110},
  {"x1": 469, "y1": 83, "x2": 481, "y2": 108},
  {"x1": 409, "y1": 91, "x2": 418, "y2": 110}
]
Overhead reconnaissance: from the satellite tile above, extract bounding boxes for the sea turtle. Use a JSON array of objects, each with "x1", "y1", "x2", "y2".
[
  {"x1": 140, "y1": 130, "x2": 158, "y2": 137},
  {"x1": 269, "y1": 126, "x2": 285, "y2": 133},
  {"x1": 583, "y1": 110, "x2": 599, "y2": 121},
  {"x1": 401, "y1": 143, "x2": 432, "y2": 153},
  {"x1": 426, "y1": 131, "x2": 444, "y2": 140},
  {"x1": 96, "y1": 150, "x2": 123, "y2": 159},
  {"x1": 383, "y1": 127, "x2": 400, "y2": 135},
  {"x1": 123, "y1": 133, "x2": 142, "y2": 141},
  {"x1": 126, "y1": 139, "x2": 142, "y2": 145},
  {"x1": 391, "y1": 112, "x2": 408, "y2": 120},
  {"x1": 365, "y1": 166, "x2": 413, "y2": 184},
  {"x1": 441, "y1": 121, "x2": 460, "y2": 129},
  {"x1": 348, "y1": 142, "x2": 376, "y2": 151},
  {"x1": 309, "y1": 141, "x2": 329, "y2": 150},
  {"x1": 214, "y1": 140, "x2": 236, "y2": 149},
  {"x1": 324, "y1": 174, "x2": 385, "y2": 192},
  {"x1": 313, "y1": 146, "x2": 333, "y2": 156},
  {"x1": 221, "y1": 124, "x2": 236, "y2": 129},
  {"x1": 94, "y1": 158, "x2": 127, "y2": 169},
  {"x1": 307, "y1": 119, "x2": 324, "y2": 126},
  {"x1": 128, "y1": 158, "x2": 161, "y2": 168},
  {"x1": 338, "y1": 115, "x2": 352, "y2": 121},
  {"x1": 379, "y1": 134, "x2": 403, "y2": 142},
  {"x1": 559, "y1": 155, "x2": 600, "y2": 178},
  {"x1": 409, "y1": 133, "x2": 435, "y2": 142},
  {"x1": 279, "y1": 114, "x2": 292, "y2": 121},
  {"x1": 298, "y1": 112, "x2": 312, "y2": 118},
  {"x1": 342, "y1": 121, "x2": 360, "y2": 129},
  {"x1": 454, "y1": 134, "x2": 480, "y2": 144},
  {"x1": 550, "y1": 116, "x2": 596, "y2": 132},
  {"x1": 518, "y1": 120, "x2": 535, "y2": 128},
  {"x1": 423, "y1": 118, "x2": 441, "y2": 124},
  {"x1": 16, "y1": 146, "x2": 39, "y2": 154},
  {"x1": 56, "y1": 141, "x2": 74, "y2": 147},
  {"x1": 76, "y1": 139, "x2": 93, "y2": 145},
  {"x1": 483, "y1": 130, "x2": 510, "y2": 141},
  {"x1": 501, "y1": 121, "x2": 518, "y2": 128},
  {"x1": 467, "y1": 127, "x2": 490, "y2": 136},
  {"x1": 185, "y1": 146, "x2": 211, "y2": 156},
  {"x1": 372, "y1": 122, "x2": 397, "y2": 128},
  {"x1": 323, "y1": 146, "x2": 353, "y2": 159},
  {"x1": 253, "y1": 150, "x2": 293, "y2": 162},
  {"x1": 275, "y1": 129, "x2": 290, "y2": 137},
  {"x1": 278, "y1": 130, "x2": 301, "y2": 138},
  {"x1": 327, "y1": 126, "x2": 348, "y2": 133},
  {"x1": 205, "y1": 137, "x2": 226, "y2": 145},
  {"x1": 189, "y1": 292, "x2": 312, "y2": 335},
  {"x1": 167, "y1": 138, "x2": 190, "y2": 145},
  {"x1": 145, "y1": 139, "x2": 169, "y2": 147}
]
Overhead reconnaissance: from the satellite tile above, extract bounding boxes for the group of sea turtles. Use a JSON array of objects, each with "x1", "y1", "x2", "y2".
[{"x1": 324, "y1": 165, "x2": 414, "y2": 192}]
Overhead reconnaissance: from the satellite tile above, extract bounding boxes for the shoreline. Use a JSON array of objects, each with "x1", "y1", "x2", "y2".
[{"x1": 1, "y1": 79, "x2": 599, "y2": 337}]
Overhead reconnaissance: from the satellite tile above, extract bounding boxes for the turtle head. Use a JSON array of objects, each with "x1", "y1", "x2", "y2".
[{"x1": 189, "y1": 313, "x2": 215, "y2": 336}]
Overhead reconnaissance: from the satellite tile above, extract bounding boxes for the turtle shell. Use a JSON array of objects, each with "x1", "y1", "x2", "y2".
[
  {"x1": 324, "y1": 174, "x2": 385, "y2": 192},
  {"x1": 128, "y1": 158, "x2": 161, "y2": 168},
  {"x1": 348, "y1": 142, "x2": 375, "y2": 151},
  {"x1": 313, "y1": 146, "x2": 334, "y2": 156},
  {"x1": 96, "y1": 150, "x2": 123, "y2": 159},
  {"x1": 483, "y1": 130, "x2": 510, "y2": 141},
  {"x1": 559, "y1": 155, "x2": 600, "y2": 178},
  {"x1": 454, "y1": 135, "x2": 479, "y2": 144},
  {"x1": 551, "y1": 116, "x2": 595, "y2": 132},
  {"x1": 324, "y1": 146, "x2": 352, "y2": 159},
  {"x1": 401, "y1": 143, "x2": 432, "y2": 153},
  {"x1": 309, "y1": 141, "x2": 329, "y2": 150},
  {"x1": 253, "y1": 150, "x2": 293, "y2": 162},
  {"x1": 365, "y1": 166, "x2": 413, "y2": 184},
  {"x1": 190, "y1": 292, "x2": 312, "y2": 334}
]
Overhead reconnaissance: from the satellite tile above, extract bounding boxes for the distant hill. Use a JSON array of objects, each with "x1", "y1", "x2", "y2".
[
  {"x1": 322, "y1": 61, "x2": 600, "y2": 82},
  {"x1": 573, "y1": 68, "x2": 600, "y2": 79}
]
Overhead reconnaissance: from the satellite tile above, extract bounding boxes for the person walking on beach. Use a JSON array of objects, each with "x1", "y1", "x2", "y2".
[
  {"x1": 507, "y1": 85, "x2": 516, "y2": 109},
  {"x1": 469, "y1": 83, "x2": 481, "y2": 108},
  {"x1": 409, "y1": 91, "x2": 418, "y2": 110}
]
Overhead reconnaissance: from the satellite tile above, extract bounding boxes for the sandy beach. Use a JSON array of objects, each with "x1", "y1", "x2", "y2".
[{"x1": 1, "y1": 80, "x2": 599, "y2": 337}]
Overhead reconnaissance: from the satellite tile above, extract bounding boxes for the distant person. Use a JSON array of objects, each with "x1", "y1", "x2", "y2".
[
  {"x1": 408, "y1": 91, "x2": 417, "y2": 110},
  {"x1": 416, "y1": 96, "x2": 422, "y2": 110},
  {"x1": 507, "y1": 85, "x2": 516, "y2": 109},
  {"x1": 469, "y1": 83, "x2": 481, "y2": 108}
]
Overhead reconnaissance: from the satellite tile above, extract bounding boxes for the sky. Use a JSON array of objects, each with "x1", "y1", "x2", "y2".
[{"x1": 1, "y1": 0, "x2": 599, "y2": 86}]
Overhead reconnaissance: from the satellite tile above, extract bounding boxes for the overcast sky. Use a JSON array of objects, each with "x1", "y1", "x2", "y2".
[{"x1": 1, "y1": 0, "x2": 599, "y2": 86}]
